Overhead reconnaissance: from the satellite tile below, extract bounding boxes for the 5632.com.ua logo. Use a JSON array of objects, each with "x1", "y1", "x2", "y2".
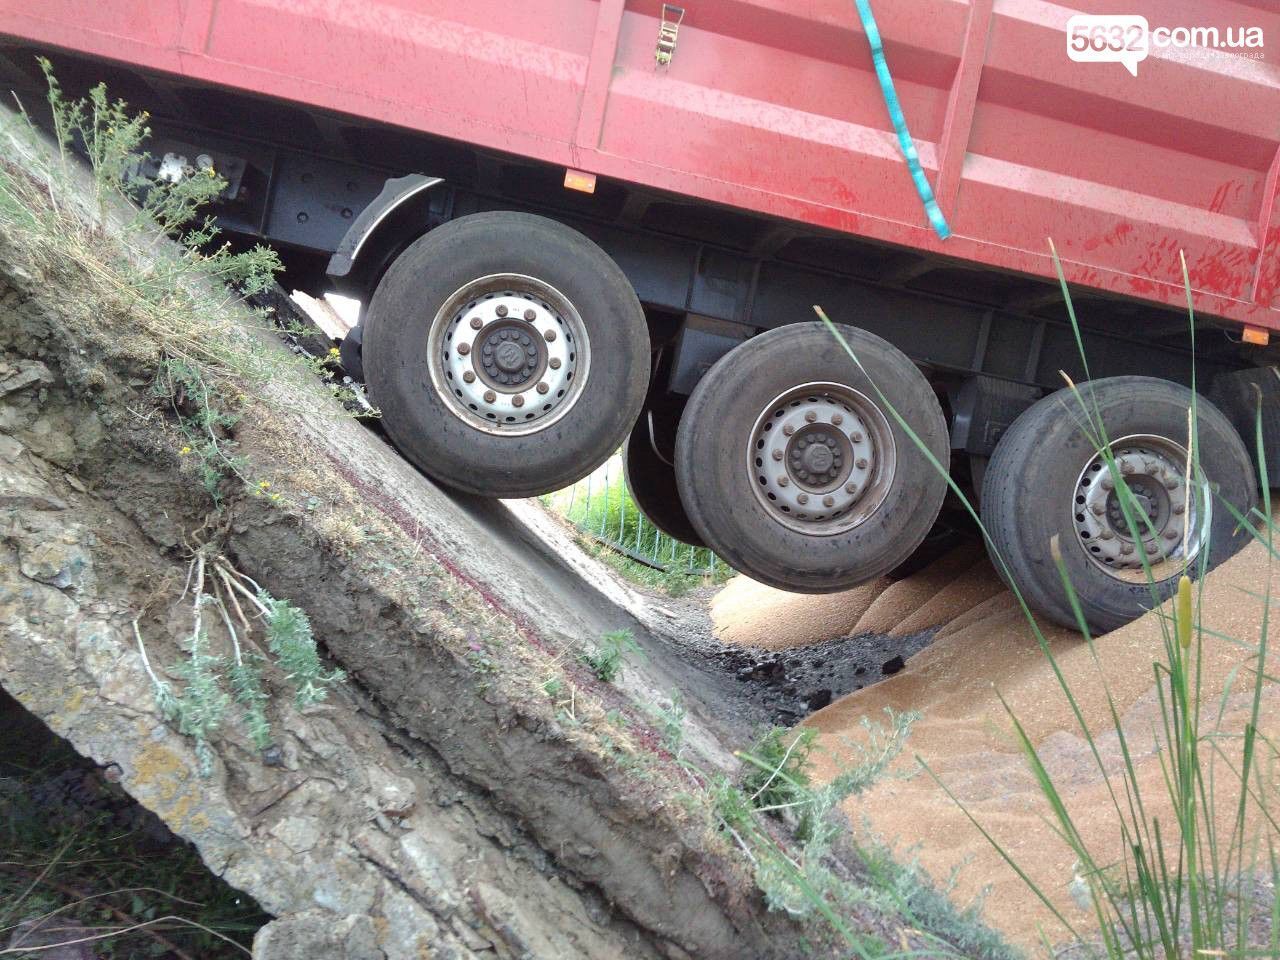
[{"x1": 1067, "y1": 14, "x2": 1264, "y2": 76}]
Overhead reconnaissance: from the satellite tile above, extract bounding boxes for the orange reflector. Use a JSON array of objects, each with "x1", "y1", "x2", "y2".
[
  {"x1": 563, "y1": 168, "x2": 597, "y2": 194},
  {"x1": 1243, "y1": 325, "x2": 1271, "y2": 346}
]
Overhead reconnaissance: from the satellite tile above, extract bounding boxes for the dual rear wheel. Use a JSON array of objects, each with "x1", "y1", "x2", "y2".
[
  {"x1": 980, "y1": 376, "x2": 1257, "y2": 632},
  {"x1": 672, "y1": 322, "x2": 950, "y2": 592}
]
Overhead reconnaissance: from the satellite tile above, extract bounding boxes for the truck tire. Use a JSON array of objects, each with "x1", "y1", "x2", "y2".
[
  {"x1": 981, "y1": 376, "x2": 1257, "y2": 633},
  {"x1": 624, "y1": 427, "x2": 705, "y2": 547},
  {"x1": 674, "y1": 322, "x2": 948, "y2": 592},
  {"x1": 362, "y1": 212, "x2": 650, "y2": 497}
]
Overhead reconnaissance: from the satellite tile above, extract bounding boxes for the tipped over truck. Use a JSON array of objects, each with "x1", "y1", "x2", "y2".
[{"x1": 5, "y1": 0, "x2": 1278, "y2": 631}]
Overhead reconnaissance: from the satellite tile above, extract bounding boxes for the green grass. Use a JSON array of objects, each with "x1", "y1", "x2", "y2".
[
  {"x1": 816, "y1": 242, "x2": 1280, "y2": 957},
  {"x1": 702, "y1": 710, "x2": 1021, "y2": 957},
  {"x1": 543, "y1": 461, "x2": 732, "y2": 594}
]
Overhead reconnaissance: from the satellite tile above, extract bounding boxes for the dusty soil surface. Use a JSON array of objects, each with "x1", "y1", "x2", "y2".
[{"x1": 715, "y1": 537, "x2": 1280, "y2": 952}]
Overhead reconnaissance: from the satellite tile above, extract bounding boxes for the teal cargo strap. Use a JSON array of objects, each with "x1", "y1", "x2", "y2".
[{"x1": 853, "y1": 0, "x2": 952, "y2": 240}]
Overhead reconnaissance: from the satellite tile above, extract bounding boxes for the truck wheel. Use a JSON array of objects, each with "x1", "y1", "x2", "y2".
[
  {"x1": 624, "y1": 427, "x2": 705, "y2": 547},
  {"x1": 981, "y1": 376, "x2": 1257, "y2": 633},
  {"x1": 674, "y1": 322, "x2": 948, "y2": 592},
  {"x1": 362, "y1": 212, "x2": 650, "y2": 497}
]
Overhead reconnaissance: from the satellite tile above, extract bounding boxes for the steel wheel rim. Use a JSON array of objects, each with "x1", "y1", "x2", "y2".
[
  {"x1": 747, "y1": 381, "x2": 896, "y2": 536},
  {"x1": 427, "y1": 273, "x2": 589, "y2": 436},
  {"x1": 1072, "y1": 433, "x2": 1209, "y2": 582}
]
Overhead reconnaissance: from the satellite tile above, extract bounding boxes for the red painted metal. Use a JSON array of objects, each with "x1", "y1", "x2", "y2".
[{"x1": 4, "y1": 0, "x2": 1279, "y2": 327}]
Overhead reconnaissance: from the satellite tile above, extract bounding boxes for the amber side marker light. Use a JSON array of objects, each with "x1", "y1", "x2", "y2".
[
  {"x1": 1243, "y1": 325, "x2": 1270, "y2": 346},
  {"x1": 564, "y1": 168, "x2": 597, "y2": 194}
]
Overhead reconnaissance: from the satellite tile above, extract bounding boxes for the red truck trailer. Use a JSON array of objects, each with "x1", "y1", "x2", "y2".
[{"x1": 3, "y1": 0, "x2": 1278, "y2": 631}]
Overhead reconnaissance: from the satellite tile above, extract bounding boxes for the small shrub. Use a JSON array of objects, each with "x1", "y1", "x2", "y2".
[
  {"x1": 739, "y1": 726, "x2": 818, "y2": 816},
  {"x1": 259, "y1": 592, "x2": 345, "y2": 707},
  {"x1": 652, "y1": 690, "x2": 687, "y2": 756},
  {"x1": 134, "y1": 555, "x2": 343, "y2": 775},
  {"x1": 710, "y1": 708, "x2": 921, "y2": 944},
  {"x1": 580, "y1": 628, "x2": 643, "y2": 684}
]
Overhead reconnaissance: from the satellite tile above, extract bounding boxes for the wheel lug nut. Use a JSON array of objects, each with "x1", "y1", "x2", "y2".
[
  {"x1": 823, "y1": 495, "x2": 834, "y2": 507},
  {"x1": 777, "y1": 476, "x2": 788, "y2": 487},
  {"x1": 1101, "y1": 477, "x2": 1114, "y2": 491},
  {"x1": 496, "y1": 304, "x2": 508, "y2": 317},
  {"x1": 851, "y1": 431, "x2": 864, "y2": 443},
  {"x1": 1121, "y1": 461, "x2": 1134, "y2": 475},
  {"x1": 549, "y1": 358, "x2": 562, "y2": 370},
  {"x1": 536, "y1": 382, "x2": 549, "y2": 395},
  {"x1": 543, "y1": 329, "x2": 557, "y2": 342},
  {"x1": 1173, "y1": 503, "x2": 1185, "y2": 515},
  {"x1": 856, "y1": 457, "x2": 869, "y2": 469},
  {"x1": 457, "y1": 342, "x2": 471, "y2": 356},
  {"x1": 524, "y1": 309, "x2": 536, "y2": 321},
  {"x1": 845, "y1": 482, "x2": 858, "y2": 494},
  {"x1": 513, "y1": 395, "x2": 525, "y2": 407},
  {"x1": 1121, "y1": 543, "x2": 1134, "y2": 555},
  {"x1": 772, "y1": 450, "x2": 783, "y2": 461},
  {"x1": 783, "y1": 425, "x2": 795, "y2": 436},
  {"x1": 804, "y1": 411, "x2": 817, "y2": 423},
  {"x1": 797, "y1": 494, "x2": 809, "y2": 504},
  {"x1": 483, "y1": 390, "x2": 496, "y2": 403},
  {"x1": 1164, "y1": 530, "x2": 1178, "y2": 540},
  {"x1": 1099, "y1": 529, "x2": 1114, "y2": 540},
  {"x1": 470, "y1": 316, "x2": 483, "y2": 330},
  {"x1": 463, "y1": 371, "x2": 476, "y2": 383},
  {"x1": 1091, "y1": 503, "x2": 1104, "y2": 516},
  {"x1": 832, "y1": 414, "x2": 843, "y2": 425}
]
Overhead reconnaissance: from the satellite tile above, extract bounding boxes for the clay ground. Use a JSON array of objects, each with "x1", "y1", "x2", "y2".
[{"x1": 709, "y1": 533, "x2": 1280, "y2": 953}]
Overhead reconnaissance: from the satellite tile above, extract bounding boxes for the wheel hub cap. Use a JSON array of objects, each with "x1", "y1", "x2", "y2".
[
  {"x1": 749, "y1": 383, "x2": 896, "y2": 535},
  {"x1": 428, "y1": 274, "x2": 587, "y2": 436},
  {"x1": 1073, "y1": 435, "x2": 1208, "y2": 579}
]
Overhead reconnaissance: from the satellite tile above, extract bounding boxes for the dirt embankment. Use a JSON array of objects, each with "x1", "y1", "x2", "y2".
[
  {"x1": 714, "y1": 542, "x2": 1280, "y2": 950},
  {"x1": 2, "y1": 282, "x2": 775, "y2": 960},
  {"x1": 0, "y1": 117, "x2": 825, "y2": 959}
]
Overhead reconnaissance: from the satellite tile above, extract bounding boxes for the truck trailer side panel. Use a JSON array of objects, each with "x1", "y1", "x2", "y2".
[{"x1": 2, "y1": 0, "x2": 1278, "y2": 330}]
